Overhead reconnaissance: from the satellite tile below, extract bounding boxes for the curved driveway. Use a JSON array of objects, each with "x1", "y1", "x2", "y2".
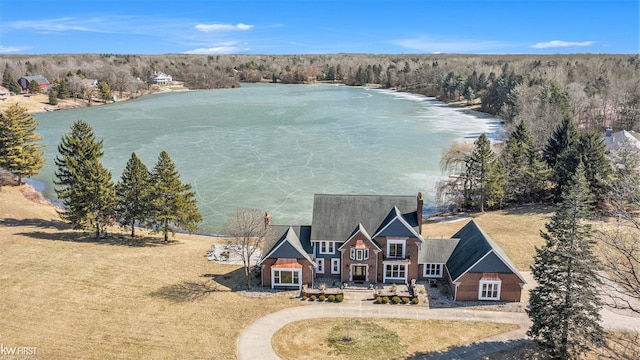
[{"x1": 237, "y1": 301, "x2": 640, "y2": 360}]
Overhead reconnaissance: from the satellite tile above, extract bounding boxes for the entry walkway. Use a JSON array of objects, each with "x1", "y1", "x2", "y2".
[{"x1": 237, "y1": 298, "x2": 640, "y2": 360}]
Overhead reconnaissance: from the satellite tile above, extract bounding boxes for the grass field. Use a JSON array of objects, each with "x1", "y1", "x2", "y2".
[
  {"x1": 0, "y1": 185, "x2": 297, "y2": 359},
  {"x1": 0, "y1": 185, "x2": 558, "y2": 359},
  {"x1": 272, "y1": 318, "x2": 519, "y2": 360}
]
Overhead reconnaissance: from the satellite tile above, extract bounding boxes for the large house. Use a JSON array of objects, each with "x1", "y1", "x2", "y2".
[
  {"x1": 17, "y1": 75, "x2": 50, "y2": 93},
  {"x1": 153, "y1": 71, "x2": 172, "y2": 85},
  {"x1": 258, "y1": 193, "x2": 526, "y2": 302}
]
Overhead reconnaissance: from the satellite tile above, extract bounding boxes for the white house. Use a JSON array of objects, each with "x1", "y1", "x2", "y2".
[{"x1": 153, "y1": 71, "x2": 173, "y2": 85}]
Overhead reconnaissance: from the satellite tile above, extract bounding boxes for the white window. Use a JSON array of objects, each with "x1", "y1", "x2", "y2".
[
  {"x1": 350, "y1": 248, "x2": 369, "y2": 261},
  {"x1": 319, "y1": 241, "x2": 334, "y2": 254},
  {"x1": 316, "y1": 258, "x2": 325, "y2": 274},
  {"x1": 423, "y1": 263, "x2": 443, "y2": 278},
  {"x1": 478, "y1": 274, "x2": 502, "y2": 300},
  {"x1": 273, "y1": 270, "x2": 300, "y2": 287},
  {"x1": 385, "y1": 264, "x2": 406, "y2": 279},
  {"x1": 387, "y1": 239, "x2": 406, "y2": 258},
  {"x1": 331, "y1": 258, "x2": 340, "y2": 274}
]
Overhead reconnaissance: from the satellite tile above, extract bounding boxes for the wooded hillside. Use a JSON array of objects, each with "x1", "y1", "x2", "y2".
[{"x1": 2, "y1": 53, "x2": 638, "y2": 137}]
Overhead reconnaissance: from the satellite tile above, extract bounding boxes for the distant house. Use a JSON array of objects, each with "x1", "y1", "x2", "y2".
[
  {"x1": 17, "y1": 75, "x2": 50, "y2": 93},
  {"x1": 153, "y1": 71, "x2": 172, "y2": 85},
  {"x1": 605, "y1": 128, "x2": 640, "y2": 172},
  {"x1": 258, "y1": 193, "x2": 526, "y2": 302},
  {"x1": 0, "y1": 86, "x2": 9, "y2": 101}
]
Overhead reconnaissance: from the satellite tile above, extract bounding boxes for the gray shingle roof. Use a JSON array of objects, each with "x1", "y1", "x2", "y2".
[
  {"x1": 446, "y1": 220, "x2": 525, "y2": 283},
  {"x1": 310, "y1": 194, "x2": 419, "y2": 242},
  {"x1": 419, "y1": 238, "x2": 460, "y2": 263},
  {"x1": 259, "y1": 225, "x2": 313, "y2": 264}
]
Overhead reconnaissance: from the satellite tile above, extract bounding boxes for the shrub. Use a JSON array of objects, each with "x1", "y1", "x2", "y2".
[
  {"x1": 328, "y1": 294, "x2": 336, "y2": 302},
  {"x1": 336, "y1": 294, "x2": 344, "y2": 302},
  {"x1": 392, "y1": 296, "x2": 401, "y2": 304},
  {"x1": 402, "y1": 297, "x2": 410, "y2": 304},
  {"x1": 382, "y1": 296, "x2": 390, "y2": 304},
  {"x1": 301, "y1": 296, "x2": 307, "y2": 301},
  {"x1": 412, "y1": 297, "x2": 419, "y2": 304},
  {"x1": 319, "y1": 295, "x2": 326, "y2": 302},
  {"x1": 310, "y1": 295, "x2": 317, "y2": 301},
  {"x1": 375, "y1": 296, "x2": 383, "y2": 304}
]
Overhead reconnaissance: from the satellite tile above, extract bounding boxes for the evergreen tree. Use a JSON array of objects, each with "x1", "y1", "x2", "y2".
[
  {"x1": 28, "y1": 80, "x2": 40, "y2": 94},
  {"x1": 57, "y1": 78, "x2": 70, "y2": 99},
  {"x1": 48, "y1": 90, "x2": 58, "y2": 105},
  {"x1": 2, "y1": 64, "x2": 21, "y2": 94},
  {"x1": 576, "y1": 130, "x2": 612, "y2": 206},
  {"x1": 115, "y1": 152, "x2": 152, "y2": 237},
  {"x1": 98, "y1": 80, "x2": 112, "y2": 102},
  {"x1": 467, "y1": 133, "x2": 503, "y2": 211},
  {"x1": 0, "y1": 104, "x2": 45, "y2": 183},
  {"x1": 528, "y1": 162, "x2": 603, "y2": 359},
  {"x1": 147, "y1": 151, "x2": 202, "y2": 242},
  {"x1": 544, "y1": 117, "x2": 580, "y2": 200},
  {"x1": 54, "y1": 120, "x2": 116, "y2": 238},
  {"x1": 502, "y1": 121, "x2": 550, "y2": 203}
]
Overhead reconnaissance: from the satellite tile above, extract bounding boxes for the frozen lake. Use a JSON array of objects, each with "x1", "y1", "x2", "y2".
[{"x1": 32, "y1": 83, "x2": 502, "y2": 234}]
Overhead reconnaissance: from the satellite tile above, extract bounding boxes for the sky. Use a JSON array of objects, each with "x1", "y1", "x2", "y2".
[{"x1": 0, "y1": 0, "x2": 638, "y2": 55}]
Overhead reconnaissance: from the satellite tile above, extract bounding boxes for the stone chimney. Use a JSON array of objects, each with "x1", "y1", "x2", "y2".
[
  {"x1": 417, "y1": 192, "x2": 424, "y2": 228},
  {"x1": 605, "y1": 127, "x2": 613, "y2": 144},
  {"x1": 264, "y1": 211, "x2": 271, "y2": 229}
]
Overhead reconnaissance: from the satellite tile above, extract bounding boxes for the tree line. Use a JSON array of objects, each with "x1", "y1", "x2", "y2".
[
  {"x1": 2, "y1": 53, "x2": 638, "y2": 137},
  {"x1": 0, "y1": 104, "x2": 201, "y2": 240}
]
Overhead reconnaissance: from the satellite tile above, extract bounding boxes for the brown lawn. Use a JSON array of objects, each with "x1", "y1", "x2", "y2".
[{"x1": 0, "y1": 185, "x2": 298, "y2": 359}]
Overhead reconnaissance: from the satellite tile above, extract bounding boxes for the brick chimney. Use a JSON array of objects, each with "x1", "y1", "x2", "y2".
[{"x1": 417, "y1": 192, "x2": 424, "y2": 227}]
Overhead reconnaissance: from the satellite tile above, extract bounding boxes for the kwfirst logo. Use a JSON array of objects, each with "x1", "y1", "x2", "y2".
[{"x1": 0, "y1": 344, "x2": 38, "y2": 359}]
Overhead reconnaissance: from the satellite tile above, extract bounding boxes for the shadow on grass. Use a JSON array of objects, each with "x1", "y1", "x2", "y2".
[
  {"x1": 0, "y1": 217, "x2": 71, "y2": 230},
  {"x1": 7, "y1": 218, "x2": 180, "y2": 247},
  {"x1": 502, "y1": 204, "x2": 555, "y2": 216},
  {"x1": 407, "y1": 338, "x2": 532, "y2": 360},
  {"x1": 148, "y1": 280, "x2": 220, "y2": 303},
  {"x1": 201, "y1": 267, "x2": 250, "y2": 290}
]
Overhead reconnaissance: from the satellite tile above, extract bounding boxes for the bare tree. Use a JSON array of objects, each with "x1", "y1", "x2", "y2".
[
  {"x1": 598, "y1": 140, "x2": 640, "y2": 313},
  {"x1": 222, "y1": 208, "x2": 270, "y2": 289}
]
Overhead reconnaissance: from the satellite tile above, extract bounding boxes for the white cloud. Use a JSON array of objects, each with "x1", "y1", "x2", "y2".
[
  {"x1": 195, "y1": 23, "x2": 254, "y2": 33},
  {"x1": 184, "y1": 41, "x2": 249, "y2": 54},
  {"x1": 6, "y1": 18, "x2": 103, "y2": 33},
  {"x1": 392, "y1": 36, "x2": 508, "y2": 53},
  {"x1": 531, "y1": 40, "x2": 595, "y2": 49},
  {"x1": 0, "y1": 45, "x2": 30, "y2": 53}
]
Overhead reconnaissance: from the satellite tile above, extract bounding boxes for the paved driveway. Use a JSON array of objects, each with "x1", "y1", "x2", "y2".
[{"x1": 237, "y1": 297, "x2": 640, "y2": 360}]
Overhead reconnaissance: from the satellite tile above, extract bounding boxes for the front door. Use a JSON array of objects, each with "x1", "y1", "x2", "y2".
[{"x1": 352, "y1": 265, "x2": 367, "y2": 282}]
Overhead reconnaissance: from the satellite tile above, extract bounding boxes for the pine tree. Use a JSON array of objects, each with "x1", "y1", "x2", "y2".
[
  {"x1": 2, "y1": 64, "x2": 21, "y2": 94},
  {"x1": 528, "y1": 162, "x2": 603, "y2": 359},
  {"x1": 115, "y1": 152, "x2": 152, "y2": 237},
  {"x1": 28, "y1": 80, "x2": 40, "y2": 94},
  {"x1": 54, "y1": 120, "x2": 116, "y2": 238},
  {"x1": 544, "y1": 118, "x2": 580, "y2": 201},
  {"x1": 0, "y1": 104, "x2": 45, "y2": 183},
  {"x1": 48, "y1": 89, "x2": 58, "y2": 105},
  {"x1": 147, "y1": 151, "x2": 201, "y2": 242},
  {"x1": 502, "y1": 121, "x2": 550, "y2": 204},
  {"x1": 467, "y1": 133, "x2": 503, "y2": 211},
  {"x1": 576, "y1": 130, "x2": 612, "y2": 206}
]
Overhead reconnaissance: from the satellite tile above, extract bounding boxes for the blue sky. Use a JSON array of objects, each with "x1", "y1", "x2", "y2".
[{"x1": 1, "y1": 0, "x2": 638, "y2": 55}]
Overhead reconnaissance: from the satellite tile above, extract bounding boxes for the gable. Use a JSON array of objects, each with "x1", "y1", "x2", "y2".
[
  {"x1": 374, "y1": 216, "x2": 420, "y2": 238},
  {"x1": 269, "y1": 241, "x2": 308, "y2": 259},
  {"x1": 468, "y1": 251, "x2": 512, "y2": 273},
  {"x1": 338, "y1": 224, "x2": 381, "y2": 251}
]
